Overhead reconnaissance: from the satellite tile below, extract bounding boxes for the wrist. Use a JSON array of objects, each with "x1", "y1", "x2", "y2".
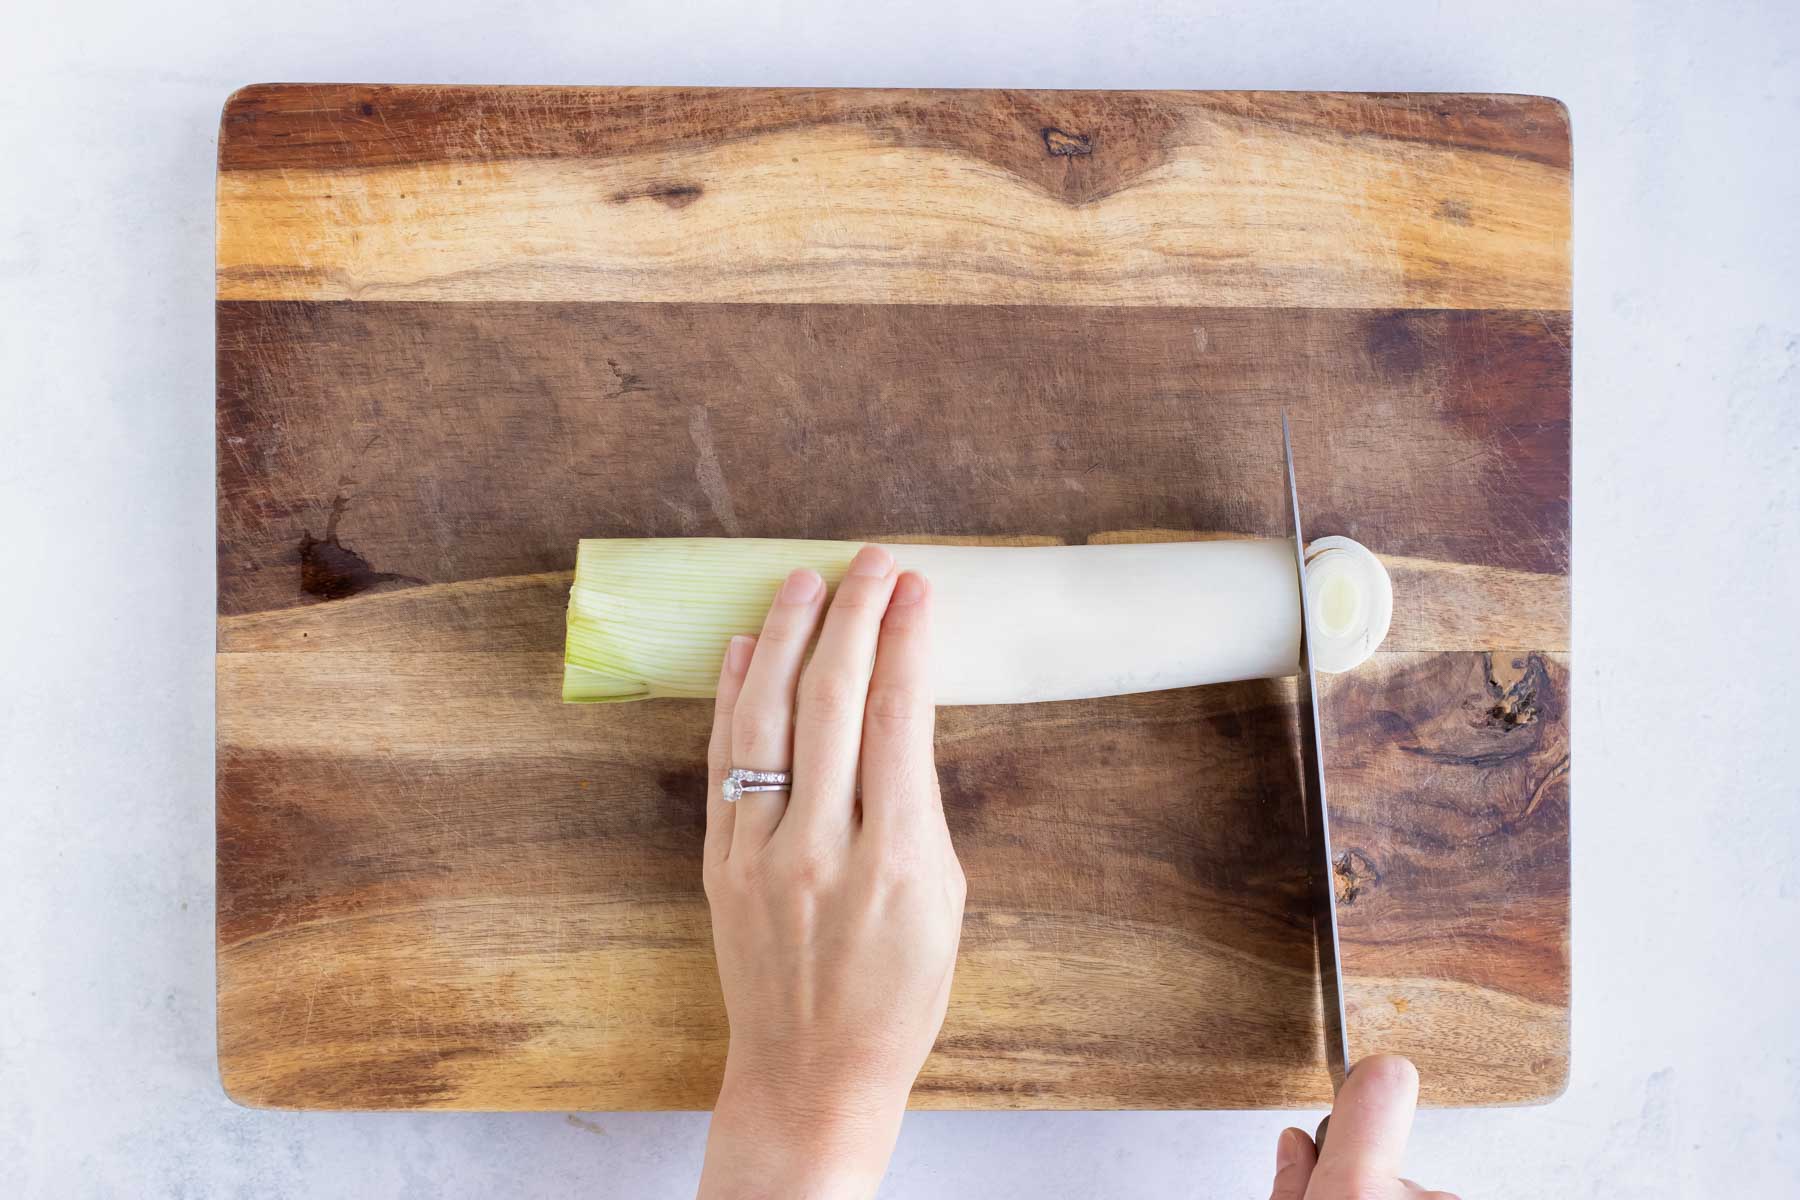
[{"x1": 698, "y1": 1053, "x2": 907, "y2": 1200}]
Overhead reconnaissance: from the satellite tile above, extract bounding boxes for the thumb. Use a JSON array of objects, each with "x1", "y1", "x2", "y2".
[
  {"x1": 1313, "y1": 1054, "x2": 1420, "y2": 1189},
  {"x1": 1267, "y1": 1127, "x2": 1317, "y2": 1200}
]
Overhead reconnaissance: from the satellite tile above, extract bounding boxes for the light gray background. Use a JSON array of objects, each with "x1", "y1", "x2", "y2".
[{"x1": 3, "y1": 1, "x2": 1796, "y2": 1196}]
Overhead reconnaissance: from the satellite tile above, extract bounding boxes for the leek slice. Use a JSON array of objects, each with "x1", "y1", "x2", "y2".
[{"x1": 563, "y1": 537, "x2": 1391, "y2": 705}]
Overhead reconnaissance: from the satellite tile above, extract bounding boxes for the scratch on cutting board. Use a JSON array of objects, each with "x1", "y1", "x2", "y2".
[
  {"x1": 688, "y1": 406, "x2": 742, "y2": 536},
  {"x1": 565, "y1": 1115, "x2": 608, "y2": 1137}
]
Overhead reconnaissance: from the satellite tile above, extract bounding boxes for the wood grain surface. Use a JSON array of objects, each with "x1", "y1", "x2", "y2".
[
  {"x1": 215, "y1": 86, "x2": 1572, "y2": 1110},
  {"x1": 217, "y1": 87, "x2": 1569, "y2": 308}
]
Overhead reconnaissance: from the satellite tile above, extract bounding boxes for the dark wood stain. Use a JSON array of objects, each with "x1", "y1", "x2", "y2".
[
  {"x1": 1042, "y1": 127, "x2": 1093, "y2": 156},
  {"x1": 608, "y1": 181, "x2": 705, "y2": 209},
  {"x1": 1476, "y1": 652, "x2": 1551, "y2": 731},
  {"x1": 1435, "y1": 198, "x2": 1474, "y2": 225},
  {"x1": 297, "y1": 492, "x2": 423, "y2": 601},
  {"x1": 1332, "y1": 848, "x2": 1381, "y2": 906}
]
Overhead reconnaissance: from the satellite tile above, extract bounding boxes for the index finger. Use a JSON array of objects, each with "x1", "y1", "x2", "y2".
[{"x1": 1312, "y1": 1054, "x2": 1420, "y2": 1187}]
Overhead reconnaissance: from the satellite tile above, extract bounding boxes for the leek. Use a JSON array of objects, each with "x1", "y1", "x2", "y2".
[{"x1": 563, "y1": 537, "x2": 1391, "y2": 704}]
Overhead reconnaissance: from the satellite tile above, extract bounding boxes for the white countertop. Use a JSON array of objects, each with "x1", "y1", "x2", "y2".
[{"x1": 3, "y1": 2, "x2": 1797, "y2": 1196}]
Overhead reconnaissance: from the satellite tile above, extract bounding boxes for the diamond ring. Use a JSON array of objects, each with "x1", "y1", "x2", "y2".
[{"x1": 721, "y1": 768, "x2": 791, "y2": 804}]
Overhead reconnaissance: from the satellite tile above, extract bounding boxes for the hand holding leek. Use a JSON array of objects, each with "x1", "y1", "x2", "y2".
[{"x1": 697, "y1": 546, "x2": 965, "y2": 1199}]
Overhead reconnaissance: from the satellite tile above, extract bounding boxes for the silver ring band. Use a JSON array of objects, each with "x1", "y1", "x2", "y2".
[{"x1": 722, "y1": 768, "x2": 791, "y2": 804}]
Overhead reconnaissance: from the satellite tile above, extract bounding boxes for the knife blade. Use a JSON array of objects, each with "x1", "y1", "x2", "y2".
[{"x1": 1283, "y1": 413, "x2": 1352, "y2": 1096}]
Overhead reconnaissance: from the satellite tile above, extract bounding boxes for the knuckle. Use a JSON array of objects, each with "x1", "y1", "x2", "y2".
[
  {"x1": 799, "y1": 671, "x2": 862, "y2": 723},
  {"x1": 864, "y1": 682, "x2": 928, "y2": 726},
  {"x1": 731, "y1": 712, "x2": 788, "y2": 763},
  {"x1": 830, "y1": 578, "x2": 885, "y2": 612},
  {"x1": 874, "y1": 839, "x2": 927, "y2": 882},
  {"x1": 763, "y1": 842, "x2": 832, "y2": 892},
  {"x1": 755, "y1": 619, "x2": 805, "y2": 646},
  {"x1": 787, "y1": 849, "x2": 831, "y2": 891},
  {"x1": 732, "y1": 850, "x2": 776, "y2": 892},
  {"x1": 879, "y1": 600, "x2": 925, "y2": 632}
]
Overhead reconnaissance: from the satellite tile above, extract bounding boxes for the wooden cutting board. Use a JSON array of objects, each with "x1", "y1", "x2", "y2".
[{"x1": 215, "y1": 86, "x2": 1571, "y2": 1110}]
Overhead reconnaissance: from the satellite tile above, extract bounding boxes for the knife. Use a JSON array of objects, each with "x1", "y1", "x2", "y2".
[{"x1": 1283, "y1": 413, "x2": 1352, "y2": 1110}]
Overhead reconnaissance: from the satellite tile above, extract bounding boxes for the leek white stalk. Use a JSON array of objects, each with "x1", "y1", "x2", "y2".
[{"x1": 563, "y1": 537, "x2": 1391, "y2": 704}]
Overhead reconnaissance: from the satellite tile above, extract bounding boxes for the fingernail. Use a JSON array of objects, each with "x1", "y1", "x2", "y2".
[
  {"x1": 726, "y1": 635, "x2": 754, "y2": 673},
  {"x1": 779, "y1": 568, "x2": 823, "y2": 603},
  {"x1": 890, "y1": 571, "x2": 927, "y2": 605},
  {"x1": 847, "y1": 544, "x2": 894, "y2": 578},
  {"x1": 1276, "y1": 1128, "x2": 1305, "y2": 1172}
]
